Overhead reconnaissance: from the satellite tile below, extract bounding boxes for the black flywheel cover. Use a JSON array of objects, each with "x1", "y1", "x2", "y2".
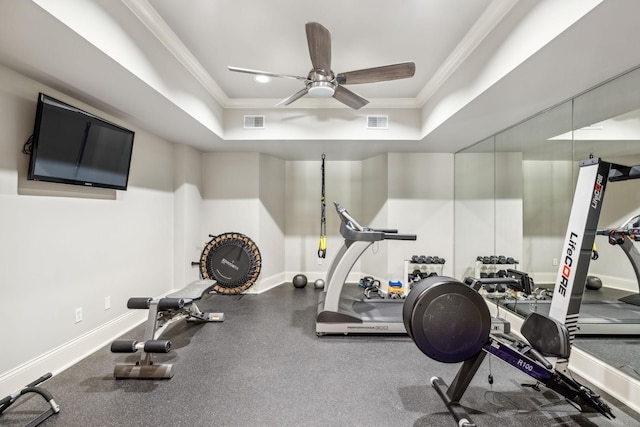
[
  {"x1": 403, "y1": 276, "x2": 490, "y2": 363},
  {"x1": 199, "y1": 232, "x2": 262, "y2": 294}
]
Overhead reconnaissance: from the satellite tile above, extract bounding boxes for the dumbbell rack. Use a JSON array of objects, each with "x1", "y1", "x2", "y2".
[
  {"x1": 474, "y1": 255, "x2": 518, "y2": 279},
  {"x1": 405, "y1": 258, "x2": 445, "y2": 293}
]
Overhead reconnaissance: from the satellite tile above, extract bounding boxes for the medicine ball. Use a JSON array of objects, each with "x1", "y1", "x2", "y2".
[
  {"x1": 292, "y1": 274, "x2": 308, "y2": 288},
  {"x1": 314, "y1": 279, "x2": 325, "y2": 289},
  {"x1": 585, "y1": 275, "x2": 602, "y2": 290}
]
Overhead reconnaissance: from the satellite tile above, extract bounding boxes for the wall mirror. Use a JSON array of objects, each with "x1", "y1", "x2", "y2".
[{"x1": 454, "y1": 66, "x2": 640, "y2": 386}]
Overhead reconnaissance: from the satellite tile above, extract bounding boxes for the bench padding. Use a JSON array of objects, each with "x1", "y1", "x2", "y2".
[{"x1": 166, "y1": 279, "x2": 216, "y2": 300}]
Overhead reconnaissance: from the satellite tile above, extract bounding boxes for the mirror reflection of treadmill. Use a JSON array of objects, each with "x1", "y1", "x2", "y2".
[
  {"x1": 505, "y1": 214, "x2": 640, "y2": 335},
  {"x1": 316, "y1": 203, "x2": 417, "y2": 335}
]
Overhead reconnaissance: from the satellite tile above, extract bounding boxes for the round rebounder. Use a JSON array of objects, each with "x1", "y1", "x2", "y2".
[
  {"x1": 403, "y1": 276, "x2": 491, "y2": 363},
  {"x1": 199, "y1": 232, "x2": 262, "y2": 294}
]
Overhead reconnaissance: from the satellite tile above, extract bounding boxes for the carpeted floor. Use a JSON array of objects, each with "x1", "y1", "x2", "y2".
[{"x1": 3, "y1": 284, "x2": 640, "y2": 427}]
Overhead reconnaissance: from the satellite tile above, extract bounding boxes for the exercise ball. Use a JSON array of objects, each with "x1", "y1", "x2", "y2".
[
  {"x1": 292, "y1": 274, "x2": 308, "y2": 288},
  {"x1": 314, "y1": 279, "x2": 325, "y2": 289},
  {"x1": 586, "y1": 275, "x2": 602, "y2": 290}
]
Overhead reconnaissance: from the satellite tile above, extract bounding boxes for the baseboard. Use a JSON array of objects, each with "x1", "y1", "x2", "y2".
[
  {"x1": 249, "y1": 271, "x2": 365, "y2": 295},
  {"x1": 0, "y1": 310, "x2": 147, "y2": 397},
  {"x1": 530, "y1": 272, "x2": 637, "y2": 292},
  {"x1": 569, "y1": 346, "x2": 640, "y2": 414},
  {"x1": 249, "y1": 272, "x2": 286, "y2": 294},
  {"x1": 588, "y1": 274, "x2": 637, "y2": 292}
]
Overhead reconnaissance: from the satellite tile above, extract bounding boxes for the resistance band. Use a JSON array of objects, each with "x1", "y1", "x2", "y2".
[{"x1": 318, "y1": 153, "x2": 327, "y2": 259}]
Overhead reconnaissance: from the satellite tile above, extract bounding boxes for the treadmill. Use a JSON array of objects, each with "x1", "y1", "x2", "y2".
[
  {"x1": 501, "y1": 158, "x2": 640, "y2": 335},
  {"x1": 316, "y1": 203, "x2": 416, "y2": 335}
]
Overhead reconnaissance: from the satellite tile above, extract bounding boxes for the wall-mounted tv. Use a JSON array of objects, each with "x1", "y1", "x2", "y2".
[{"x1": 27, "y1": 93, "x2": 135, "y2": 190}]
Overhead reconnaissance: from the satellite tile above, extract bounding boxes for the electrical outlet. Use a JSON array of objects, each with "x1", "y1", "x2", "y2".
[
  {"x1": 75, "y1": 307, "x2": 83, "y2": 323},
  {"x1": 104, "y1": 296, "x2": 111, "y2": 310},
  {"x1": 552, "y1": 258, "x2": 559, "y2": 266}
]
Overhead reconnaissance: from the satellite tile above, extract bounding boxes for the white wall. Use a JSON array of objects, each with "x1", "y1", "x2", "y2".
[
  {"x1": 173, "y1": 144, "x2": 205, "y2": 287},
  {"x1": 284, "y1": 159, "x2": 362, "y2": 283},
  {"x1": 360, "y1": 153, "x2": 455, "y2": 285},
  {"x1": 258, "y1": 153, "x2": 286, "y2": 290},
  {"x1": 387, "y1": 153, "x2": 455, "y2": 281},
  {"x1": 360, "y1": 154, "x2": 390, "y2": 280},
  {"x1": 454, "y1": 153, "x2": 496, "y2": 279},
  {"x1": 0, "y1": 65, "x2": 177, "y2": 393},
  {"x1": 494, "y1": 152, "x2": 523, "y2": 268},
  {"x1": 522, "y1": 159, "x2": 574, "y2": 283},
  {"x1": 200, "y1": 152, "x2": 287, "y2": 293}
]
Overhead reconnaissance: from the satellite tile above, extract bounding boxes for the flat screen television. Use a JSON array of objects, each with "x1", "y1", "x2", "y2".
[{"x1": 27, "y1": 93, "x2": 135, "y2": 190}]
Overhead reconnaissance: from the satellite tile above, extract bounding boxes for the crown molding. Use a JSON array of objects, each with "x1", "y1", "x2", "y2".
[
  {"x1": 416, "y1": 0, "x2": 519, "y2": 106},
  {"x1": 121, "y1": 0, "x2": 230, "y2": 106}
]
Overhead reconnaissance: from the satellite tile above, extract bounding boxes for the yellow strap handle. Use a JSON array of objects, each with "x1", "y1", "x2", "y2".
[{"x1": 318, "y1": 235, "x2": 326, "y2": 258}]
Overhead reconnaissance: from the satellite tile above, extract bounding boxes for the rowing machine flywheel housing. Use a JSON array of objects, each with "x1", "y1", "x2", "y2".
[
  {"x1": 403, "y1": 276, "x2": 491, "y2": 363},
  {"x1": 199, "y1": 232, "x2": 262, "y2": 294}
]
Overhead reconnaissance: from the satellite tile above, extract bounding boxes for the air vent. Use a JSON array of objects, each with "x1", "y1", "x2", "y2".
[
  {"x1": 366, "y1": 115, "x2": 388, "y2": 129},
  {"x1": 244, "y1": 115, "x2": 265, "y2": 129}
]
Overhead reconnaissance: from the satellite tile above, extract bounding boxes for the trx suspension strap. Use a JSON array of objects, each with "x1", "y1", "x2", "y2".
[{"x1": 318, "y1": 153, "x2": 327, "y2": 259}]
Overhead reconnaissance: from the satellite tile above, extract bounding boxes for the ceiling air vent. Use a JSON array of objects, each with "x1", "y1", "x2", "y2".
[
  {"x1": 244, "y1": 115, "x2": 265, "y2": 129},
  {"x1": 366, "y1": 115, "x2": 388, "y2": 129}
]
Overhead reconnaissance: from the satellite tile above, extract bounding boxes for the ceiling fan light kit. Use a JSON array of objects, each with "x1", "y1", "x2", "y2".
[
  {"x1": 308, "y1": 81, "x2": 335, "y2": 98},
  {"x1": 228, "y1": 22, "x2": 415, "y2": 109}
]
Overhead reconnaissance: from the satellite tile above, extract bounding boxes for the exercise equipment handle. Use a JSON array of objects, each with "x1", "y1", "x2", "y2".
[
  {"x1": 334, "y1": 202, "x2": 364, "y2": 231},
  {"x1": 371, "y1": 228, "x2": 398, "y2": 233},
  {"x1": 26, "y1": 372, "x2": 52, "y2": 388},
  {"x1": 383, "y1": 233, "x2": 417, "y2": 241}
]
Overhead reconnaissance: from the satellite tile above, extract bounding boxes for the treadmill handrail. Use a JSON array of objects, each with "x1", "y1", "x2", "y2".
[
  {"x1": 335, "y1": 202, "x2": 417, "y2": 242},
  {"x1": 334, "y1": 202, "x2": 364, "y2": 231},
  {"x1": 384, "y1": 232, "x2": 417, "y2": 241}
]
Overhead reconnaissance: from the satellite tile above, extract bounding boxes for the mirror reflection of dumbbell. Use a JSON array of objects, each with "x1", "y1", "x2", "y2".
[{"x1": 484, "y1": 283, "x2": 507, "y2": 293}]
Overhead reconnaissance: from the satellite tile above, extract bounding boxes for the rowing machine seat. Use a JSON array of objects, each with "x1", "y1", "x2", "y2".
[{"x1": 520, "y1": 312, "x2": 571, "y2": 359}]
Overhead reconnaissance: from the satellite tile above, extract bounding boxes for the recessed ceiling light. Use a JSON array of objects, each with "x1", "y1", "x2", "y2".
[{"x1": 254, "y1": 75, "x2": 270, "y2": 83}]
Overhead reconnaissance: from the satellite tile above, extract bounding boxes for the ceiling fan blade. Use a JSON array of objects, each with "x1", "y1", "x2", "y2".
[
  {"x1": 337, "y1": 62, "x2": 416, "y2": 85},
  {"x1": 276, "y1": 87, "x2": 309, "y2": 107},
  {"x1": 333, "y1": 86, "x2": 369, "y2": 110},
  {"x1": 305, "y1": 22, "x2": 331, "y2": 73},
  {"x1": 228, "y1": 66, "x2": 307, "y2": 81}
]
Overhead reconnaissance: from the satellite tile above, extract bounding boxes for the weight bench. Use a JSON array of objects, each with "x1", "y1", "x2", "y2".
[{"x1": 111, "y1": 279, "x2": 224, "y2": 379}]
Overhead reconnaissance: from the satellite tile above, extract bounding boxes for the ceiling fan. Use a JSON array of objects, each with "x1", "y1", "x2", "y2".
[{"x1": 228, "y1": 22, "x2": 416, "y2": 110}]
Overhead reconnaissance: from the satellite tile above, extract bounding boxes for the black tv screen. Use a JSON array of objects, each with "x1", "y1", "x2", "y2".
[{"x1": 28, "y1": 93, "x2": 135, "y2": 190}]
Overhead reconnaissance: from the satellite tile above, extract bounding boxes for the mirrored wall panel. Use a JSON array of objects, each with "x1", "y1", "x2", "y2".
[{"x1": 454, "y1": 65, "x2": 640, "y2": 388}]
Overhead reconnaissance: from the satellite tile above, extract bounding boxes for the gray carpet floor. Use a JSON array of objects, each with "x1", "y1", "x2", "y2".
[{"x1": 3, "y1": 284, "x2": 640, "y2": 426}]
